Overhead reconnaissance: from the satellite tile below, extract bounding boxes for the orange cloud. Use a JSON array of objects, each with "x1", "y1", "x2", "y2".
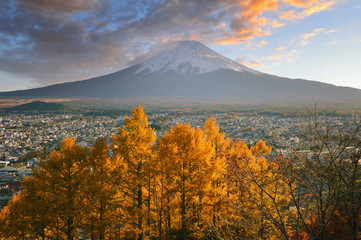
[
  {"x1": 279, "y1": 1, "x2": 335, "y2": 20},
  {"x1": 302, "y1": 32, "x2": 316, "y2": 40},
  {"x1": 216, "y1": 26, "x2": 269, "y2": 45},
  {"x1": 275, "y1": 46, "x2": 286, "y2": 51},
  {"x1": 303, "y1": 1, "x2": 335, "y2": 16},
  {"x1": 315, "y1": 28, "x2": 337, "y2": 33},
  {"x1": 283, "y1": 0, "x2": 315, "y2": 8},
  {"x1": 258, "y1": 40, "x2": 268, "y2": 47},
  {"x1": 236, "y1": 57, "x2": 248, "y2": 66},
  {"x1": 241, "y1": 0, "x2": 279, "y2": 20},
  {"x1": 213, "y1": 0, "x2": 336, "y2": 45},
  {"x1": 249, "y1": 60, "x2": 265, "y2": 68},
  {"x1": 236, "y1": 58, "x2": 265, "y2": 68},
  {"x1": 300, "y1": 28, "x2": 338, "y2": 46},
  {"x1": 262, "y1": 49, "x2": 299, "y2": 63},
  {"x1": 279, "y1": 10, "x2": 296, "y2": 20},
  {"x1": 218, "y1": 23, "x2": 227, "y2": 30},
  {"x1": 271, "y1": 19, "x2": 286, "y2": 28}
]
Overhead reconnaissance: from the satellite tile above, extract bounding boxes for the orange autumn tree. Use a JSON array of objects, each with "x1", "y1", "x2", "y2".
[
  {"x1": 153, "y1": 139, "x2": 179, "y2": 240},
  {"x1": 0, "y1": 138, "x2": 89, "y2": 240},
  {"x1": 0, "y1": 162, "x2": 57, "y2": 240},
  {"x1": 203, "y1": 117, "x2": 231, "y2": 228},
  {"x1": 82, "y1": 137, "x2": 121, "y2": 240},
  {"x1": 38, "y1": 138, "x2": 89, "y2": 240},
  {"x1": 225, "y1": 140, "x2": 294, "y2": 240},
  {"x1": 111, "y1": 105, "x2": 156, "y2": 240},
  {"x1": 20, "y1": 172, "x2": 54, "y2": 239},
  {"x1": 0, "y1": 191, "x2": 33, "y2": 239},
  {"x1": 157, "y1": 123, "x2": 214, "y2": 239}
]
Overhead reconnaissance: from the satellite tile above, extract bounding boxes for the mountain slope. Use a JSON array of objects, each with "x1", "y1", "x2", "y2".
[
  {"x1": 136, "y1": 40, "x2": 259, "y2": 74},
  {"x1": 1, "y1": 41, "x2": 360, "y2": 103}
]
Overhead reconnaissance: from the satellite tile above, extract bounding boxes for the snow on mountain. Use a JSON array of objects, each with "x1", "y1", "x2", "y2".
[{"x1": 137, "y1": 40, "x2": 260, "y2": 74}]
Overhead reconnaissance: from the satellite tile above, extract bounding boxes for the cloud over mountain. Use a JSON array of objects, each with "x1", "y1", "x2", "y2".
[{"x1": 0, "y1": 0, "x2": 336, "y2": 88}]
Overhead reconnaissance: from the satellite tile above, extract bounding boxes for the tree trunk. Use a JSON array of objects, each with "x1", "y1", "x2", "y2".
[
  {"x1": 67, "y1": 217, "x2": 73, "y2": 240},
  {"x1": 181, "y1": 191, "x2": 187, "y2": 240},
  {"x1": 100, "y1": 198, "x2": 104, "y2": 240},
  {"x1": 137, "y1": 184, "x2": 143, "y2": 240}
]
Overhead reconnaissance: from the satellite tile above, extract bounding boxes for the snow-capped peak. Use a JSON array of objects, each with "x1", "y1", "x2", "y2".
[{"x1": 137, "y1": 40, "x2": 259, "y2": 74}]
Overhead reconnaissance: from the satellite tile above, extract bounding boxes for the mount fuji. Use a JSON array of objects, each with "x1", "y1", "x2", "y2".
[
  {"x1": 136, "y1": 40, "x2": 259, "y2": 75},
  {"x1": 1, "y1": 40, "x2": 361, "y2": 103}
]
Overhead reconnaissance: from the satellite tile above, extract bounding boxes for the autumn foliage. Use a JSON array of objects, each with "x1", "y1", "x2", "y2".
[{"x1": 1, "y1": 105, "x2": 361, "y2": 240}]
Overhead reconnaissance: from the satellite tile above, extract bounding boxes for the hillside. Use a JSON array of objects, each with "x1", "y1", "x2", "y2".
[{"x1": 5, "y1": 100, "x2": 68, "y2": 112}]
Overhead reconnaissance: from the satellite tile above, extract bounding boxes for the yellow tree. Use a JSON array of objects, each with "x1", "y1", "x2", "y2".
[
  {"x1": 158, "y1": 123, "x2": 214, "y2": 240},
  {"x1": 32, "y1": 138, "x2": 89, "y2": 240},
  {"x1": 203, "y1": 117, "x2": 231, "y2": 228},
  {"x1": 0, "y1": 158, "x2": 66, "y2": 240},
  {"x1": 22, "y1": 172, "x2": 54, "y2": 240},
  {"x1": 226, "y1": 140, "x2": 293, "y2": 240},
  {"x1": 82, "y1": 137, "x2": 120, "y2": 240},
  {"x1": 0, "y1": 158, "x2": 72, "y2": 240},
  {"x1": 0, "y1": 192, "x2": 30, "y2": 239},
  {"x1": 111, "y1": 105, "x2": 156, "y2": 240},
  {"x1": 153, "y1": 138, "x2": 181, "y2": 240},
  {"x1": 0, "y1": 138, "x2": 89, "y2": 240}
]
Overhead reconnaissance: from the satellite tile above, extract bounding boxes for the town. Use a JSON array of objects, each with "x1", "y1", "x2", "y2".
[{"x1": 0, "y1": 111, "x2": 354, "y2": 207}]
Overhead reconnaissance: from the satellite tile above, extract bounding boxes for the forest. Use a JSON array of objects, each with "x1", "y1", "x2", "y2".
[{"x1": 1, "y1": 105, "x2": 361, "y2": 240}]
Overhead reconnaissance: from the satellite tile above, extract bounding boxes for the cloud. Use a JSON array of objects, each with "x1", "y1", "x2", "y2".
[
  {"x1": 279, "y1": 1, "x2": 335, "y2": 20},
  {"x1": 302, "y1": 1, "x2": 335, "y2": 16},
  {"x1": 271, "y1": 19, "x2": 286, "y2": 28},
  {"x1": 236, "y1": 57, "x2": 248, "y2": 66},
  {"x1": 248, "y1": 60, "x2": 265, "y2": 68},
  {"x1": 314, "y1": 28, "x2": 337, "y2": 34},
  {"x1": 262, "y1": 49, "x2": 299, "y2": 63},
  {"x1": 0, "y1": 0, "x2": 337, "y2": 86},
  {"x1": 246, "y1": 40, "x2": 269, "y2": 49},
  {"x1": 300, "y1": 28, "x2": 337, "y2": 46},
  {"x1": 236, "y1": 57, "x2": 265, "y2": 68},
  {"x1": 300, "y1": 32, "x2": 316, "y2": 46},
  {"x1": 258, "y1": 40, "x2": 268, "y2": 48},
  {"x1": 275, "y1": 46, "x2": 286, "y2": 52},
  {"x1": 17, "y1": 0, "x2": 100, "y2": 13},
  {"x1": 283, "y1": 0, "x2": 315, "y2": 8}
]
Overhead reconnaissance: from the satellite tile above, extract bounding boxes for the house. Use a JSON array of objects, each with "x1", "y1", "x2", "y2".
[
  {"x1": 0, "y1": 160, "x2": 10, "y2": 168},
  {"x1": 17, "y1": 167, "x2": 33, "y2": 179},
  {"x1": 0, "y1": 166, "x2": 18, "y2": 175},
  {"x1": 27, "y1": 158, "x2": 40, "y2": 167}
]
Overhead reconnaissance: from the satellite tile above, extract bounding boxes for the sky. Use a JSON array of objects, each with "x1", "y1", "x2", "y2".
[{"x1": 0, "y1": 0, "x2": 360, "y2": 92}]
